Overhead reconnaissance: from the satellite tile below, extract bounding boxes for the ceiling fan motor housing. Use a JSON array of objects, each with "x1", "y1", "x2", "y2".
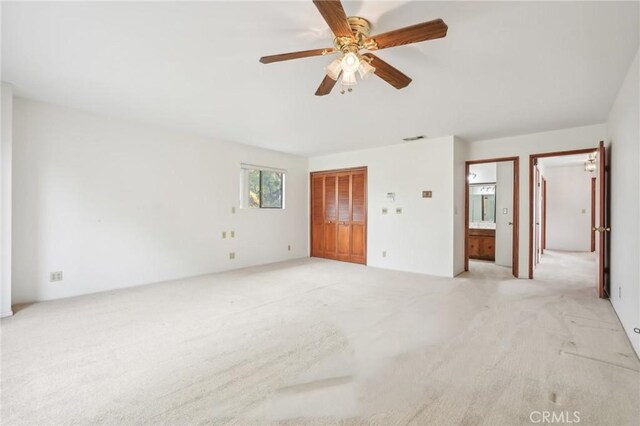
[{"x1": 333, "y1": 16, "x2": 372, "y2": 52}]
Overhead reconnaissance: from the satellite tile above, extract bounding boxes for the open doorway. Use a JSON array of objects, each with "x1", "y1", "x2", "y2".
[
  {"x1": 464, "y1": 157, "x2": 519, "y2": 278},
  {"x1": 528, "y1": 144, "x2": 609, "y2": 298}
]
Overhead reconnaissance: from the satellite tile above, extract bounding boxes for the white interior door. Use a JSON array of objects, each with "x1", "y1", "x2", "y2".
[{"x1": 495, "y1": 162, "x2": 513, "y2": 267}]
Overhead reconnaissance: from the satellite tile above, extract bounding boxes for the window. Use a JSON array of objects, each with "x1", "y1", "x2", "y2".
[{"x1": 241, "y1": 165, "x2": 285, "y2": 209}]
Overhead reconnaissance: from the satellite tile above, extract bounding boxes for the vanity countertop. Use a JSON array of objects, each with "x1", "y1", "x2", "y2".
[{"x1": 469, "y1": 222, "x2": 496, "y2": 230}]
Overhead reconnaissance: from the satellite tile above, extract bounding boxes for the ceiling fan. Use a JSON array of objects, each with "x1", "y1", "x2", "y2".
[{"x1": 259, "y1": 0, "x2": 448, "y2": 96}]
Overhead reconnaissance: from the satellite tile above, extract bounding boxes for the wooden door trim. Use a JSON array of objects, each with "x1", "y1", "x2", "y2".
[
  {"x1": 591, "y1": 177, "x2": 596, "y2": 252},
  {"x1": 533, "y1": 164, "x2": 540, "y2": 266},
  {"x1": 464, "y1": 156, "x2": 519, "y2": 278},
  {"x1": 309, "y1": 174, "x2": 324, "y2": 258},
  {"x1": 311, "y1": 166, "x2": 367, "y2": 176},
  {"x1": 310, "y1": 167, "x2": 368, "y2": 265},
  {"x1": 528, "y1": 147, "x2": 597, "y2": 279},
  {"x1": 541, "y1": 177, "x2": 547, "y2": 253},
  {"x1": 597, "y1": 141, "x2": 607, "y2": 298}
]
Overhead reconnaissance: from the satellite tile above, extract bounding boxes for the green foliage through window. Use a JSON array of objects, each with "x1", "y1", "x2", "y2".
[{"x1": 247, "y1": 169, "x2": 283, "y2": 208}]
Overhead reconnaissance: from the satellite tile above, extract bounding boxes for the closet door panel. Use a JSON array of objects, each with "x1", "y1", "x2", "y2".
[
  {"x1": 350, "y1": 171, "x2": 366, "y2": 264},
  {"x1": 352, "y1": 224, "x2": 366, "y2": 260},
  {"x1": 337, "y1": 225, "x2": 351, "y2": 259},
  {"x1": 338, "y1": 174, "x2": 351, "y2": 222},
  {"x1": 324, "y1": 175, "x2": 338, "y2": 259},
  {"x1": 311, "y1": 175, "x2": 325, "y2": 257},
  {"x1": 337, "y1": 174, "x2": 351, "y2": 260},
  {"x1": 352, "y1": 172, "x2": 366, "y2": 223}
]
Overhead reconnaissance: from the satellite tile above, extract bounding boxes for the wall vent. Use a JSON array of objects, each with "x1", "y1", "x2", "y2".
[{"x1": 402, "y1": 135, "x2": 426, "y2": 142}]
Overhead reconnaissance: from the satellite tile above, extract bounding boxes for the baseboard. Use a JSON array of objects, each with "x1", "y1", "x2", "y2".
[{"x1": 1, "y1": 310, "x2": 14, "y2": 318}]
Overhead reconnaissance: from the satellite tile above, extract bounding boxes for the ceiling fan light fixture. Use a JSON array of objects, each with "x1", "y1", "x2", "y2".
[
  {"x1": 358, "y1": 60, "x2": 375, "y2": 79},
  {"x1": 326, "y1": 58, "x2": 342, "y2": 80},
  {"x1": 341, "y1": 71, "x2": 358, "y2": 87},
  {"x1": 341, "y1": 52, "x2": 360, "y2": 74},
  {"x1": 340, "y1": 71, "x2": 358, "y2": 93}
]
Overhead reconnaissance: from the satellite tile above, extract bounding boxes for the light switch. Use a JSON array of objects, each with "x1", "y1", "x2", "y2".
[
  {"x1": 503, "y1": 208, "x2": 508, "y2": 214},
  {"x1": 230, "y1": 230, "x2": 235, "y2": 238},
  {"x1": 396, "y1": 207, "x2": 402, "y2": 214},
  {"x1": 581, "y1": 209, "x2": 586, "y2": 214},
  {"x1": 422, "y1": 190, "x2": 432, "y2": 198},
  {"x1": 231, "y1": 206, "x2": 236, "y2": 214},
  {"x1": 222, "y1": 231, "x2": 227, "y2": 239},
  {"x1": 382, "y1": 208, "x2": 388, "y2": 215}
]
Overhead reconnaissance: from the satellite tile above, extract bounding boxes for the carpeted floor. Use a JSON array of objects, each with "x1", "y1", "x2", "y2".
[{"x1": 1, "y1": 251, "x2": 638, "y2": 425}]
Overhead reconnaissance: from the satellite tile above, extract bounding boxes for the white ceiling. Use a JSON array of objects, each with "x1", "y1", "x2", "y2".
[{"x1": 2, "y1": 1, "x2": 638, "y2": 156}]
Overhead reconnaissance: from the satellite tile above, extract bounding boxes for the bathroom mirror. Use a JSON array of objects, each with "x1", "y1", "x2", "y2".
[{"x1": 469, "y1": 184, "x2": 496, "y2": 223}]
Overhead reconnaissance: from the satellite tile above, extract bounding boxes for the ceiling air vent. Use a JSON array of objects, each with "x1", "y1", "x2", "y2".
[{"x1": 402, "y1": 135, "x2": 426, "y2": 142}]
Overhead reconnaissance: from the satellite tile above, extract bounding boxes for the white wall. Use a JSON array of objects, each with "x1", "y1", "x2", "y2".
[
  {"x1": 544, "y1": 165, "x2": 592, "y2": 252},
  {"x1": 606, "y1": 49, "x2": 639, "y2": 355},
  {"x1": 469, "y1": 163, "x2": 496, "y2": 184},
  {"x1": 12, "y1": 98, "x2": 308, "y2": 303},
  {"x1": 1, "y1": 82, "x2": 13, "y2": 316},
  {"x1": 495, "y1": 161, "x2": 513, "y2": 267},
  {"x1": 467, "y1": 123, "x2": 607, "y2": 277},
  {"x1": 309, "y1": 136, "x2": 458, "y2": 277},
  {"x1": 453, "y1": 137, "x2": 469, "y2": 276}
]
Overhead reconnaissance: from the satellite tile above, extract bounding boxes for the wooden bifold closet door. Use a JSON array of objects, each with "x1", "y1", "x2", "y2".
[{"x1": 311, "y1": 168, "x2": 367, "y2": 264}]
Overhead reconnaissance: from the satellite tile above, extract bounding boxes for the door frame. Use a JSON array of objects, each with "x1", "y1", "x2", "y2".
[
  {"x1": 534, "y1": 165, "x2": 540, "y2": 265},
  {"x1": 528, "y1": 148, "x2": 597, "y2": 279},
  {"x1": 596, "y1": 140, "x2": 609, "y2": 298},
  {"x1": 590, "y1": 177, "x2": 596, "y2": 252},
  {"x1": 464, "y1": 157, "x2": 519, "y2": 278},
  {"x1": 541, "y1": 177, "x2": 547, "y2": 254},
  {"x1": 309, "y1": 166, "x2": 368, "y2": 264}
]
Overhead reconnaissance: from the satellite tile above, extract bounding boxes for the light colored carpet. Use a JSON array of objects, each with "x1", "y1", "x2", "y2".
[{"x1": 1, "y1": 251, "x2": 638, "y2": 425}]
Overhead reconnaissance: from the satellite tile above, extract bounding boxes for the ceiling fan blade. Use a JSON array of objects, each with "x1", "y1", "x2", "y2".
[
  {"x1": 315, "y1": 73, "x2": 340, "y2": 96},
  {"x1": 361, "y1": 53, "x2": 412, "y2": 89},
  {"x1": 363, "y1": 19, "x2": 447, "y2": 50},
  {"x1": 260, "y1": 48, "x2": 335, "y2": 64},
  {"x1": 312, "y1": 0, "x2": 354, "y2": 39}
]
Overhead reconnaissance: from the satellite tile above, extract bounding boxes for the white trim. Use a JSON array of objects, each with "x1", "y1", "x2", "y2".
[
  {"x1": 1, "y1": 310, "x2": 13, "y2": 318},
  {"x1": 240, "y1": 163, "x2": 287, "y2": 173}
]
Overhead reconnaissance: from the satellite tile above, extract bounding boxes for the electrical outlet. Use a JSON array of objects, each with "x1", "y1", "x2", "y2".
[
  {"x1": 230, "y1": 230, "x2": 235, "y2": 238},
  {"x1": 382, "y1": 208, "x2": 388, "y2": 215},
  {"x1": 231, "y1": 206, "x2": 236, "y2": 214},
  {"x1": 422, "y1": 190, "x2": 432, "y2": 198},
  {"x1": 396, "y1": 207, "x2": 402, "y2": 214},
  {"x1": 288, "y1": 245, "x2": 291, "y2": 251},
  {"x1": 229, "y1": 252, "x2": 235, "y2": 260},
  {"x1": 382, "y1": 251, "x2": 387, "y2": 258},
  {"x1": 50, "y1": 271, "x2": 63, "y2": 282},
  {"x1": 222, "y1": 231, "x2": 226, "y2": 239}
]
